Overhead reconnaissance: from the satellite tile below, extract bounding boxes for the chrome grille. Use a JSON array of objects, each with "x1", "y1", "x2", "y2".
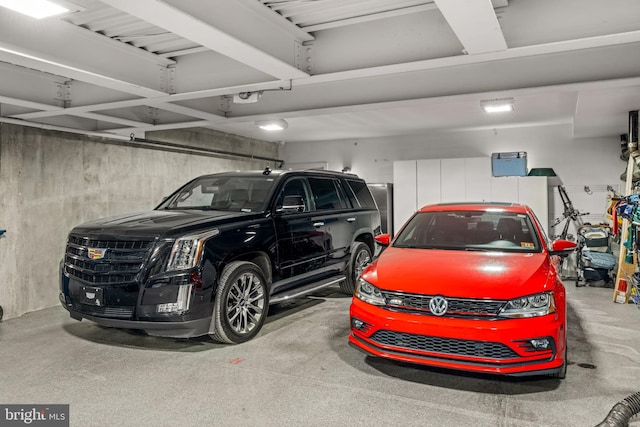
[
  {"x1": 370, "y1": 330, "x2": 519, "y2": 359},
  {"x1": 64, "y1": 235, "x2": 154, "y2": 286},
  {"x1": 381, "y1": 291, "x2": 505, "y2": 317},
  {"x1": 67, "y1": 236, "x2": 151, "y2": 250}
]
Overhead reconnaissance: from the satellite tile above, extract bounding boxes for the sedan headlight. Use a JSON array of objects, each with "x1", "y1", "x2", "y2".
[
  {"x1": 355, "y1": 278, "x2": 385, "y2": 306},
  {"x1": 167, "y1": 229, "x2": 219, "y2": 272},
  {"x1": 499, "y1": 292, "x2": 556, "y2": 318}
]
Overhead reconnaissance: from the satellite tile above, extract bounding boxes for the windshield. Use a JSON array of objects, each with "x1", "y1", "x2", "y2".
[
  {"x1": 157, "y1": 176, "x2": 276, "y2": 212},
  {"x1": 394, "y1": 210, "x2": 542, "y2": 252}
]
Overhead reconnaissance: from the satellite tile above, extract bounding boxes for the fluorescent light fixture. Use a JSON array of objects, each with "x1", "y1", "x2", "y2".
[
  {"x1": 0, "y1": 0, "x2": 69, "y2": 18},
  {"x1": 481, "y1": 98, "x2": 514, "y2": 113},
  {"x1": 256, "y1": 119, "x2": 288, "y2": 131}
]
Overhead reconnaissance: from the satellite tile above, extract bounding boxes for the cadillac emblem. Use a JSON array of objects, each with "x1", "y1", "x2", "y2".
[
  {"x1": 429, "y1": 296, "x2": 448, "y2": 316},
  {"x1": 87, "y1": 248, "x2": 106, "y2": 260}
]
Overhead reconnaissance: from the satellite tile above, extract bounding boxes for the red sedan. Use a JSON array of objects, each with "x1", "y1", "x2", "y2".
[{"x1": 349, "y1": 203, "x2": 576, "y2": 378}]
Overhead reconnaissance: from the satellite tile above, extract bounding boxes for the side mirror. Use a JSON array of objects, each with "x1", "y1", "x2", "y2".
[
  {"x1": 278, "y1": 195, "x2": 305, "y2": 214},
  {"x1": 375, "y1": 234, "x2": 391, "y2": 246},
  {"x1": 550, "y1": 239, "x2": 577, "y2": 257}
]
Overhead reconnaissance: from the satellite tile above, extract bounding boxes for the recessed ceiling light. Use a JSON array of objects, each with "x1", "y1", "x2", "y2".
[
  {"x1": 481, "y1": 98, "x2": 515, "y2": 113},
  {"x1": 0, "y1": 0, "x2": 70, "y2": 18},
  {"x1": 256, "y1": 119, "x2": 288, "y2": 131}
]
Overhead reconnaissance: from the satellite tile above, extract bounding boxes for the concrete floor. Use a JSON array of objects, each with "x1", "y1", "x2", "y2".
[{"x1": 1, "y1": 283, "x2": 639, "y2": 427}]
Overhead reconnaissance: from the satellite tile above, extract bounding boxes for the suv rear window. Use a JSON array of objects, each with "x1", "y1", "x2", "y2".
[
  {"x1": 308, "y1": 177, "x2": 347, "y2": 210},
  {"x1": 345, "y1": 179, "x2": 377, "y2": 209}
]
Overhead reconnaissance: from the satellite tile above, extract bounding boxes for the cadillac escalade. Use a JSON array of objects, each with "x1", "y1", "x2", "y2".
[{"x1": 59, "y1": 168, "x2": 381, "y2": 343}]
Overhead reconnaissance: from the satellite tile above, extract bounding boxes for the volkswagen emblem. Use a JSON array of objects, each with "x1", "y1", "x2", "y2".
[{"x1": 429, "y1": 296, "x2": 448, "y2": 316}]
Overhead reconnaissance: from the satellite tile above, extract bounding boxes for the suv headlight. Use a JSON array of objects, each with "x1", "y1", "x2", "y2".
[
  {"x1": 167, "y1": 229, "x2": 219, "y2": 272},
  {"x1": 355, "y1": 278, "x2": 385, "y2": 306},
  {"x1": 499, "y1": 292, "x2": 555, "y2": 318}
]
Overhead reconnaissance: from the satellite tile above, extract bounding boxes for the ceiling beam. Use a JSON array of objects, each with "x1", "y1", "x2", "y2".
[
  {"x1": 0, "y1": 95, "x2": 151, "y2": 127},
  {"x1": 0, "y1": 42, "x2": 166, "y2": 98},
  {"x1": 100, "y1": 0, "x2": 309, "y2": 80},
  {"x1": 235, "y1": 0, "x2": 314, "y2": 42},
  {"x1": 433, "y1": 0, "x2": 507, "y2": 54},
  {"x1": 8, "y1": 31, "x2": 640, "y2": 128},
  {"x1": 9, "y1": 80, "x2": 290, "y2": 121},
  {"x1": 0, "y1": 96, "x2": 60, "y2": 112},
  {"x1": 300, "y1": 4, "x2": 439, "y2": 32},
  {"x1": 0, "y1": 10, "x2": 173, "y2": 95},
  {"x1": 299, "y1": 30, "x2": 640, "y2": 85},
  {"x1": 0, "y1": 117, "x2": 133, "y2": 141},
  {"x1": 72, "y1": 112, "x2": 151, "y2": 128}
]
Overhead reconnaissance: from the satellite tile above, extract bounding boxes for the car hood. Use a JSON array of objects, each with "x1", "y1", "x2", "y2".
[
  {"x1": 363, "y1": 247, "x2": 554, "y2": 300},
  {"x1": 70, "y1": 209, "x2": 258, "y2": 240}
]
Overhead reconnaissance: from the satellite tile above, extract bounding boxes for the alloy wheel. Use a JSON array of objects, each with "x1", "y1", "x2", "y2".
[
  {"x1": 353, "y1": 249, "x2": 371, "y2": 280},
  {"x1": 226, "y1": 272, "x2": 265, "y2": 334}
]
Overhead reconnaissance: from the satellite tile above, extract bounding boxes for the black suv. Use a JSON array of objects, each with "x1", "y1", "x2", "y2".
[{"x1": 59, "y1": 168, "x2": 381, "y2": 343}]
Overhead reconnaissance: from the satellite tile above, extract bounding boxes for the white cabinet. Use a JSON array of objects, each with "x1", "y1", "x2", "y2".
[
  {"x1": 393, "y1": 157, "x2": 490, "y2": 233},
  {"x1": 392, "y1": 160, "x2": 418, "y2": 233},
  {"x1": 490, "y1": 176, "x2": 549, "y2": 231},
  {"x1": 416, "y1": 159, "x2": 441, "y2": 207},
  {"x1": 465, "y1": 157, "x2": 492, "y2": 202},
  {"x1": 393, "y1": 158, "x2": 549, "y2": 234},
  {"x1": 518, "y1": 176, "x2": 549, "y2": 232},
  {"x1": 490, "y1": 176, "x2": 519, "y2": 202},
  {"x1": 440, "y1": 158, "x2": 466, "y2": 203}
]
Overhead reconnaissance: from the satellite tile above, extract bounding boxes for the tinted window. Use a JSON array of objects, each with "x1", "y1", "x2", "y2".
[
  {"x1": 345, "y1": 179, "x2": 377, "y2": 209},
  {"x1": 158, "y1": 176, "x2": 275, "y2": 212},
  {"x1": 275, "y1": 178, "x2": 313, "y2": 213},
  {"x1": 308, "y1": 177, "x2": 347, "y2": 210},
  {"x1": 394, "y1": 210, "x2": 541, "y2": 252}
]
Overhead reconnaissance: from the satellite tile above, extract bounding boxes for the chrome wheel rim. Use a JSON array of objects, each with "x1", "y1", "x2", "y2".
[
  {"x1": 353, "y1": 249, "x2": 371, "y2": 280},
  {"x1": 226, "y1": 272, "x2": 265, "y2": 334}
]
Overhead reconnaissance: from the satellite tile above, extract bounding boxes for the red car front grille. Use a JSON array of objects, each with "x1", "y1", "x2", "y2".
[
  {"x1": 381, "y1": 291, "x2": 505, "y2": 318},
  {"x1": 370, "y1": 330, "x2": 519, "y2": 359}
]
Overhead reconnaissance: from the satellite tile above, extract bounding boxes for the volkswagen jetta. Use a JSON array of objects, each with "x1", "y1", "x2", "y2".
[{"x1": 349, "y1": 202, "x2": 576, "y2": 378}]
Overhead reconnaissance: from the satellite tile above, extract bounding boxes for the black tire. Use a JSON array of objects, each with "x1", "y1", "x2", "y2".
[
  {"x1": 340, "y1": 242, "x2": 372, "y2": 295},
  {"x1": 209, "y1": 261, "x2": 268, "y2": 344}
]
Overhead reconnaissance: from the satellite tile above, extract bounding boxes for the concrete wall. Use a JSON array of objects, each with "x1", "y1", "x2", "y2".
[
  {"x1": 281, "y1": 123, "x2": 626, "y2": 233},
  {"x1": 0, "y1": 124, "x2": 279, "y2": 320}
]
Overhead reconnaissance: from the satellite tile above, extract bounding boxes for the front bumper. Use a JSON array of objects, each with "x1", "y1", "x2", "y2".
[
  {"x1": 59, "y1": 274, "x2": 214, "y2": 338},
  {"x1": 349, "y1": 298, "x2": 566, "y2": 377},
  {"x1": 61, "y1": 294, "x2": 211, "y2": 338}
]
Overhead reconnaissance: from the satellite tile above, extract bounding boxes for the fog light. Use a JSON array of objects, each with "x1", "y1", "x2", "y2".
[
  {"x1": 351, "y1": 317, "x2": 371, "y2": 332},
  {"x1": 530, "y1": 338, "x2": 551, "y2": 350},
  {"x1": 157, "y1": 284, "x2": 192, "y2": 313}
]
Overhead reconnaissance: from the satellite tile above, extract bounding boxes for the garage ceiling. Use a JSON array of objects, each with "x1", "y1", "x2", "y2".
[{"x1": 0, "y1": 0, "x2": 639, "y2": 143}]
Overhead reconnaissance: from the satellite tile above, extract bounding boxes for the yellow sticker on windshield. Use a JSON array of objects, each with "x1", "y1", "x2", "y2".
[{"x1": 521, "y1": 242, "x2": 535, "y2": 248}]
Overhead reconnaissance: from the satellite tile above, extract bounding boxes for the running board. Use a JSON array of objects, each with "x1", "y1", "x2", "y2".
[{"x1": 269, "y1": 275, "x2": 346, "y2": 304}]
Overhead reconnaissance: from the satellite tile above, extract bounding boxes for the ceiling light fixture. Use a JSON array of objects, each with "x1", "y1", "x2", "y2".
[
  {"x1": 256, "y1": 119, "x2": 288, "y2": 132},
  {"x1": 481, "y1": 98, "x2": 515, "y2": 113},
  {"x1": 0, "y1": 0, "x2": 71, "y2": 18}
]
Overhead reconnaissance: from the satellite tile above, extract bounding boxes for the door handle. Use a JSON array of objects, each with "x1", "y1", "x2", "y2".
[
  {"x1": 346, "y1": 217, "x2": 356, "y2": 223},
  {"x1": 313, "y1": 222, "x2": 325, "y2": 227}
]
